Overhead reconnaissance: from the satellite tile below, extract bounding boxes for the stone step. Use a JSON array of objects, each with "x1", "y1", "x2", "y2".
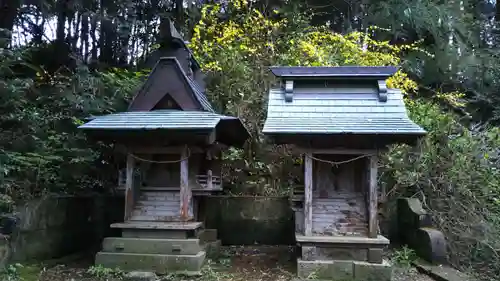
[
  {"x1": 296, "y1": 234, "x2": 389, "y2": 247},
  {"x1": 111, "y1": 221, "x2": 203, "y2": 230},
  {"x1": 102, "y1": 237, "x2": 202, "y2": 255},
  {"x1": 197, "y1": 229, "x2": 218, "y2": 243},
  {"x1": 112, "y1": 221, "x2": 203, "y2": 239},
  {"x1": 297, "y1": 259, "x2": 392, "y2": 281},
  {"x1": 95, "y1": 251, "x2": 206, "y2": 275}
]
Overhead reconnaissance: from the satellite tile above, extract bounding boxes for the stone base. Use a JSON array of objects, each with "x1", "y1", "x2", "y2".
[
  {"x1": 112, "y1": 221, "x2": 203, "y2": 239},
  {"x1": 297, "y1": 259, "x2": 392, "y2": 281},
  {"x1": 203, "y1": 240, "x2": 221, "y2": 259},
  {"x1": 297, "y1": 234, "x2": 389, "y2": 264},
  {"x1": 95, "y1": 251, "x2": 206, "y2": 274},
  {"x1": 102, "y1": 237, "x2": 202, "y2": 255},
  {"x1": 197, "y1": 229, "x2": 218, "y2": 242},
  {"x1": 124, "y1": 271, "x2": 157, "y2": 281}
]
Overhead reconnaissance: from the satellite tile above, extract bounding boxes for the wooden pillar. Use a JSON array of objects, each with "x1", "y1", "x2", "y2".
[
  {"x1": 124, "y1": 154, "x2": 135, "y2": 221},
  {"x1": 368, "y1": 155, "x2": 378, "y2": 238},
  {"x1": 304, "y1": 153, "x2": 313, "y2": 236},
  {"x1": 207, "y1": 151, "x2": 213, "y2": 190},
  {"x1": 180, "y1": 146, "x2": 193, "y2": 221}
]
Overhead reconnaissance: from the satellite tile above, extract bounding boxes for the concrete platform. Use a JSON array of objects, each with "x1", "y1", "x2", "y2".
[
  {"x1": 197, "y1": 229, "x2": 218, "y2": 243},
  {"x1": 297, "y1": 259, "x2": 392, "y2": 281},
  {"x1": 297, "y1": 234, "x2": 389, "y2": 264},
  {"x1": 111, "y1": 221, "x2": 203, "y2": 230},
  {"x1": 102, "y1": 237, "x2": 202, "y2": 255},
  {"x1": 112, "y1": 221, "x2": 203, "y2": 239},
  {"x1": 95, "y1": 251, "x2": 206, "y2": 275},
  {"x1": 296, "y1": 234, "x2": 390, "y2": 246}
]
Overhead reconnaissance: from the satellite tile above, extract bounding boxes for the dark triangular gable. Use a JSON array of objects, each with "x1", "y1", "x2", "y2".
[{"x1": 128, "y1": 57, "x2": 209, "y2": 112}]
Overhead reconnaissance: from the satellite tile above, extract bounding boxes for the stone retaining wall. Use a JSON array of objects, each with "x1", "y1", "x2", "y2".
[
  {"x1": 1, "y1": 195, "x2": 123, "y2": 265},
  {"x1": 0, "y1": 194, "x2": 296, "y2": 266},
  {"x1": 199, "y1": 196, "x2": 295, "y2": 245}
]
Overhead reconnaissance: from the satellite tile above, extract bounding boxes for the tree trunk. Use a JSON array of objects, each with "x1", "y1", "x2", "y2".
[
  {"x1": 0, "y1": 0, "x2": 21, "y2": 47},
  {"x1": 56, "y1": 0, "x2": 68, "y2": 45},
  {"x1": 496, "y1": 1, "x2": 500, "y2": 22},
  {"x1": 81, "y1": 13, "x2": 89, "y2": 62},
  {"x1": 175, "y1": 0, "x2": 184, "y2": 27}
]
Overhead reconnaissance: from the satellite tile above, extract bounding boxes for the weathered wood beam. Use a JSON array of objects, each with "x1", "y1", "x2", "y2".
[
  {"x1": 304, "y1": 153, "x2": 313, "y2": 236},
  {"x1": 368, "y1": 155, "x2": 378, "y2": 238},
  {"x1": 116, "y1": 143, "x2": 228, "y2": 155},
  {"x1": 180, "y1": 146, "x2": 193, "y2": 221},
  {"x1": 124, "y1": 154, "x2": 135, "y2": 221},
  {"x1": 299, "y1": 148, "x2": 378, "y2": 155},
  {"x1": 206, "y1": 130, "x2": 216, "y2": 145},
  {"x1": 117, "y1": 145, "x2": 204, "y2": 155}
]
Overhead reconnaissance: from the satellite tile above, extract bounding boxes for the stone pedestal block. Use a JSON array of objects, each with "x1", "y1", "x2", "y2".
[
  {"x1": 296, "y1": 259, "x2": 392, "y2": 281},
  {"x1": 297, "y1": 259, "x2": 353, "y2": 280},
  {"x1": 95, "y1": 251, "x2": 206, "y2": 275},
  {"x1": 353, "y1": 260, "x2": 392, "y2": 281}
]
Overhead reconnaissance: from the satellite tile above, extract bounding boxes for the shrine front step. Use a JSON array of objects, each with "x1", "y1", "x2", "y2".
[
  {"x1": 102, "y1": 237, "x2": 203, "y2": 255},
  {"x1": 111, "y1": 221, "x2": 203, "y2": 239},
  {"x1": 95, "y1": 251, "x2": 206, "y2": 275},
  {"x1": 296, "y1": 234, "x2": 390, "y2": 264},
  {"x1": 297, "y1": 259, "x2": 392, "y2": 281}
]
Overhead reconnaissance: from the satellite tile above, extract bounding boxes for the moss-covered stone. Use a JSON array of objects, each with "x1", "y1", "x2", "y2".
[
  {"x1": 353, "y1": 260, "x2": 392, "y2": 281},
  {"x1": 297, "y1": 259, "x2": 354, "y2": 280},
  {"x1": 95, "y1": 251, "x2": 206, "y2": 274}
]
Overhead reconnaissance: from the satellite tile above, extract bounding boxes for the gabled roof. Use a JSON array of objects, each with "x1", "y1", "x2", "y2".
[
  {"x1": 160, "y1": 18, "x2": 201, "y2": 71},
  {"x1": 79, "y1": 110, "x2": 249, "y2": 147},
  {"x1": 262, "y1": 66, "x2": 426, "y2": 147},
  {"x1": 128, "y1": 57, "x2": 214, "y2": 112}
]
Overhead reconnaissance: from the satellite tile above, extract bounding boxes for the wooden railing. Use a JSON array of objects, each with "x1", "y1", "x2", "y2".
[{"x1": 195, "y1": 174, "x2": 222, "y2": 190}]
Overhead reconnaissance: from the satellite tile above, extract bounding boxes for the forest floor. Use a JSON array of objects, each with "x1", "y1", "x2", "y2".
[{"x1": 10, "y1": 246, "x2": 434, "y2": 281}]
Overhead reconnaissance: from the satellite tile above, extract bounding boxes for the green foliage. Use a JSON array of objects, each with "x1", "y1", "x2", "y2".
[
  {"x1": 87, "y1": 265, "x2": 124, "y2": 279},
  {"x1": 190, "y1": 0, "x2": 424, "y2": 194},
  {"x1": 0, "y1": 194, "x2": 14, "y2": 213},
  {"x1": 0, "y1": 263, "x2": 25, "y2": 281},
  {"x1": 0, "y1": 40, "x2": 144, "y2": 200},
  {"x1": 382, "y1": 101, "x2": 500, "y2": 279},
  {"x1": 391, "y1": 246, "x2": 417, "y2": 267}
]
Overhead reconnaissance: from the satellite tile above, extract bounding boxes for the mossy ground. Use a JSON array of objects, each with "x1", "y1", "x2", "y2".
[{"x1": 5, "y1": 246, "x2": 433, "y2": 281}]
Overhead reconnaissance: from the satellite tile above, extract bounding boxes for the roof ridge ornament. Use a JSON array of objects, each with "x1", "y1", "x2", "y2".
[
  {"x1": 284, "y1": 80, "x2": 294, "y2": 102},
  {"x1": 377, "y1": 80, "x2": 388, "y2": 102}
]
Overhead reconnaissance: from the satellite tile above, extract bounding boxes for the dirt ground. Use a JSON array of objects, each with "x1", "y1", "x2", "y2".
[{"x1": 13, "y1": 246, "x2": 434, "y2": 281}]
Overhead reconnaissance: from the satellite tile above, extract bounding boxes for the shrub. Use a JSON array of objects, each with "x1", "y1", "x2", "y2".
[{"x1": 381, "y1": 100, "x2": 500, "y2": 279}]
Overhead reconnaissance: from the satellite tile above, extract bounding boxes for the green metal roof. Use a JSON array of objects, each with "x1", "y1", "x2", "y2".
[
  {"x1": 79, "y1": 110, "x2": 235, "y2": 130},
  {"x1": 263, "y1": 86, "x2": 425, "y2": 135}
]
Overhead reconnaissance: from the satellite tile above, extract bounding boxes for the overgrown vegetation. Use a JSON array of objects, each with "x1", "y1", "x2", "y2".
[
  {"x1": 382, "y1": 101, "x2": 500, "y2": 277},
  {"x1": 0, "y1": 263, "x2": 40, "y2": 281},
  {"x1": 191, "y1": 2, "x2": 500, "y2": 279},
  {"x1": 0, "y1": 0, "x2": 499, "y2": 280},
  {"x1": 87, "y1": 265, "x2": 124, "y2": 279},
  {"x1": 390, "y1": 246, "x2": 418, "y2": 267},
  {"x1": 0, "y1": 46, "x2": 145, "y2": 201}
]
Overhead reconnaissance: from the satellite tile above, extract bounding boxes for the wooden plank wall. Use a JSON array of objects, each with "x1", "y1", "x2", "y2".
[
  {"x1": 311, "y1": 154, "x2": 368, "y2": 236},
  {"x1": 130, "y1": 191, "x2": 181, "y2": 221}
]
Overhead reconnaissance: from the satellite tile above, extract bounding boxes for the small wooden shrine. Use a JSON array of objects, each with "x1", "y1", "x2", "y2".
[
  {"x1": 263, "y1": 66, "x2": 426, "y2": 281},
  {"x1": 79, "y1": 20, "x2": 249, "y2": 274}
]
